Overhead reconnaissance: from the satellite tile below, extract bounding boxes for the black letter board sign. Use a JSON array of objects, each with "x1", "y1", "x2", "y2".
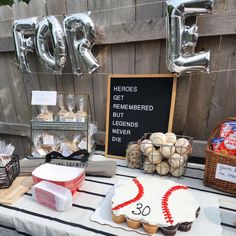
[{"x1": 105, "y1": 74, "x2": 177, "y2": 159}]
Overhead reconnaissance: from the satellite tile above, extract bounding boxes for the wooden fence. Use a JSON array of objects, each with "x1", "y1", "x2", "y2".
[{"x1": 0, "y1": 0, "x2": 235, "y2": 157}]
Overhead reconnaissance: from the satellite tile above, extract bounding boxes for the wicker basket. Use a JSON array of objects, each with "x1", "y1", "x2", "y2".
[
  {"x1": 204, "y1": 117, "x2": 236, "y2": 195},
  {"x1": 0, "y1": 154, "x2": 20, "y2": 189}
]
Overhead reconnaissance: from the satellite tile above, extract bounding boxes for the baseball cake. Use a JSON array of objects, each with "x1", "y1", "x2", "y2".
[{"x1": 111, "y1": 177, "x2": 200, "y2": 235}]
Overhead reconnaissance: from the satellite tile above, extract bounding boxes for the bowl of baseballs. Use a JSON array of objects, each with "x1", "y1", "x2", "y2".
[{"x1": 140, "y1": 132, "x2": 192, "y2": 177}]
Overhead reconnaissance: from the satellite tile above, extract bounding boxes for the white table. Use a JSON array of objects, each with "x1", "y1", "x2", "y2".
[{"x1": 0, "y1": 157, "x2": 235, "y2": 236}]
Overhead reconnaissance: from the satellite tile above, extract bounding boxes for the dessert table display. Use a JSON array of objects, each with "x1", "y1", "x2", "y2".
[
  {"x1": 0, "y1": 155, "x2": 235, "y2": 236},
  {"x1": 6, "y1": 1, "x2": 236, "y2": 235},
  {"x1": 31, "y1": 92, "x2": 96, "y2": 158}
]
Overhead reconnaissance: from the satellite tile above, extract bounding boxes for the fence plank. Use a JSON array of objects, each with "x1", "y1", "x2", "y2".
[
  {"x1": 55, "y1": 0, "x2": 82, "y2": 94},
  {"x1": 0, "y1": 4, "x2": 13, "y2": 65},
  {"x1": 0, "y1": 55, "x2": 24, "y2": 156},
  {"x1": 66, "y1": 0, "x2": 88, "y2": 14},
  {"x1": 225, "y1": 0, "x2": 236, "y2": 12},
  {"x1": 27, "y1": 0, "x2": 47, "y2": 17},
  {"x1": 21, "y1": 0, "x2": 46, "y2": 120},
  {"x1": 66, "y1": 0, "x2": 90, "y2": 122},
  {"x1": 94, "y1": 12, "x2": 236, "y2": 44},
  {"x1": 88, "y1": 0, "x2": 111, "y2": 26},
  {"x1": 6, "y1": 54, "x2": 30, "y2": 123},
  {"x1": 0, "y1": 6, "x2": 12, "y2": 37},
  {"x1": 135, "y1": 0, "x2": 163, "y2": 74},
  {"x1": 91, "y1": 0, "x2": 112, "y2": 133},
  {"x1": 110, "y1": 0, "x2": 135, "y2": 24},
  {"x1": 36, "y1": 0, "x2": 57, "y2": 95},
  {"x1": 0, "y1": 122, "x2": 30, "y2": 137},
  {"x1": 136, "y1": 0, "x2": 164, "y2": 21},
  {"x1": 12, "y1": 2, "x2": 29, "y2": 19},
  {"x1": 171, "y1": 75, "x2": 191, "y2": 135},
  {"x1": 11, "y1": 0, "x2": 47, "y2": 157},
  {"x1": 92, "y1": 45, "x2": 112, "y2": 135},
  {"x1": 87, "y1": 0, "x2": 111, "y2": 133},
  {"x1": 184, "y1": 36, "x2": 222, "y2": 139},
  {"x1": 22, "y1": 63, "x2": 41, "y2": 119},
  {"x1": 46, "y1": 0, "x2": 66, "y2": 16},
  {"x1": 1, "y1": 12, "x2": 236, "y2": 51},
  {"x1": 206, "y1": 35, "x2": 236, "y2": 137},
  {"x1": 68, "y1": 0, "x2": 95, "y2": 124},
  {"x1": 157, "y1": 36, "x2": 193, "y2": 136},
  {"x1": 110, "y1": 0, "x2": 135, "y2": 72}
]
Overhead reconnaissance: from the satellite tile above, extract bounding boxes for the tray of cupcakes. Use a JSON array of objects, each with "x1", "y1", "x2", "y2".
[{"x1": 126, "y1": 132, "x2": 192, "y2": 178}]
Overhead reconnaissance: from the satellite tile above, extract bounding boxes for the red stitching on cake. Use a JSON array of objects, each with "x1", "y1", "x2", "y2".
[
  {"x1": 112, "y1": 178, "x2": 144, "y2": 211},
  {"x1": 162, "y1": 185, "x2": 189, "y2": 225}
]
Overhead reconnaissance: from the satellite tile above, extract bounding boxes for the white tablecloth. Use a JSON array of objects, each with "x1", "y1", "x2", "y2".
[{"x1": 0, "y1": 157, "x2": 235, "y2": 236}]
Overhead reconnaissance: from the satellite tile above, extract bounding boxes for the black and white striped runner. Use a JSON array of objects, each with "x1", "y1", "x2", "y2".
[{"x1": 0, "y1": 160, "x2": 235, "y2": 236}]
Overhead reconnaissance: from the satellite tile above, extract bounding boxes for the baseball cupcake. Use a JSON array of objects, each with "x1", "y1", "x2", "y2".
[{"x1": 111, "y1": 177, "x2": 200, "y2": 235}]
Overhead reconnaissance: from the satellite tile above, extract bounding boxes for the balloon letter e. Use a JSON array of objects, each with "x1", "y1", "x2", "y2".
[{"x1": 166, "y1": 0, "x2": 213, "y2": 76}]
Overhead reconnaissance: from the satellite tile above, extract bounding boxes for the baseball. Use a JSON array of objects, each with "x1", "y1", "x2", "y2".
[
  {"x1": 143, "y1": 161, "x2": 156, "y2": 174},
  {"x1": 127, "y1": 150, "x2": 140, "y2": 159},
  {"x1": 143, "y1": 146, "x2": 154, "y2": 156},
  {"x1": 175, "y1": 138, "x2": 190, "y2": 155},
  {"x1": 160, "y1": 144, "x2": 175, "y2": 158},
  {"x1": 165, "y1": 132, "x2": 177, "y2": 144},
  {"x1": 156, "y1": 161, "x2": 170, "y2": 175},
  {"x1": 149, "y1": 132, "x2": 166, "y2": 146},
  {"x1": 168, "y1": 153, "x2": 185, "y2": 168},
  {"x1": 127, "y1": 143, "x2": 140, "y2": 152},
  {"x1": 182, "y1": 152, "x2": 189, "y2": 162},
  {"x1": 140, "y1": 139, "x2": 153, "y2": 153},
  {"x1": 126, "y1": 143, "x2": 141, "y2": 168},
  {"x1": 148, "y1": 149, "x2": 163, "y2": 164},
  {"x1": 170, "y1": 166, "x2": 185, "y2": 177},
  {"x1": 127, "y1": 156, "x2": 141, "y2": 168}
]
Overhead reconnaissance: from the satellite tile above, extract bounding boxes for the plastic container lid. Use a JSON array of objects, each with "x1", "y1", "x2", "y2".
[
  {"x1": 32, "y1": 163, "x2": 84, "y2": 182},
  {"x1": 32, "y1": 163, "x2": 85, "y2": 194}
]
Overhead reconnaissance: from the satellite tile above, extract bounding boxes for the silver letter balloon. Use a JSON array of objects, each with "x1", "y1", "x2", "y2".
[
  {"x1": 13, "y1": 17, "x2": 38, "y2": 73},
  {"x1": 166, "y1": 0, "x2": 213, "y2": 76},
  {"x1": 35, "y1": 16, "x2": 67, "y2": 74},
  {"x1": 63, "y1": 12, "x2": 100, "y2": 76}
]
